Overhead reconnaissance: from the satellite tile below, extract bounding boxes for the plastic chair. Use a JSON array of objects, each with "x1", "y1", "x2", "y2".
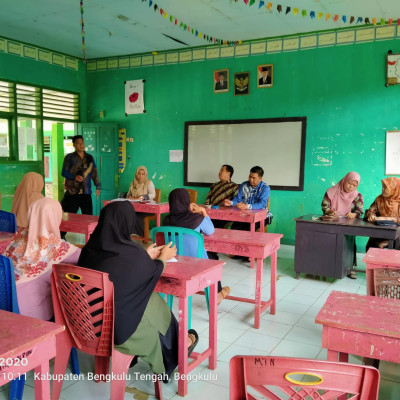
[
  {"x1": 256, "y1": 197, "x2": 272, "y2": 233},
  {"x1": 186, "y1": 189, "x2": 197, "y2": 204},
  {"x1": 0, "y1": 210, "x2": 17, "y2": 233},
  {"x1": 151, "y1": 226, "x2": 210, "y2": 329},
  {"x1": 51, "y1": 264, "x2": 162, "y2": 400},
  {"x1": 143, "y1": 188, "x2": 161, "y2": 242},
  {"x1": 229, "y1": 355, "x2": 380, "y2": 400},
  {"x1": 0, "y1": 255, "x2": 25, "y2": 400}
]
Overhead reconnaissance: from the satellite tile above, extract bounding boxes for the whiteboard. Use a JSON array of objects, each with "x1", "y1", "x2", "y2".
[
  {"x1": 386, "y1": 130, "x2": 400, "y2": 175},
  {"x1": 184, "y1": 117, "x2": 306, "y2": 191}
]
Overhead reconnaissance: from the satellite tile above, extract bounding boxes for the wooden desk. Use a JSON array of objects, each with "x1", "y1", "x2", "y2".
[
  {"x1": 155, "y1": 255, "x2": 224, "y2": 397},
  {"x1": 204, "y1": 206, "x2": 267, "y2": 233},
  {"x1": 203, "y1": 229, "x2": 282, "y2": 329},
  {"x1": 363, "y1": 247, "x2": 400, "y2": 295},
  {"x1": 59, "y1": 213, "x2": 99, "y2": 243},
  {"x1": 316, "y1": 291, "x2": 400, "y2": 364},
  {"x1": 294, "y1": 215, "x2": 400, "y2": 279},
  {"x1": 0, "y1": 231, "x2": 14, "y2": 254},
  {"x1": 102, "y1": 200, "x2": 169, "y2": 227},
  {"x1": 0, "y1": 310, "x2": 64, "y2": 399}
]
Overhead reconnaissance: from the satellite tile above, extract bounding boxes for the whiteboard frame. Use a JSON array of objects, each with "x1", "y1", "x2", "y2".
[
  {"x1": 385, "y1": 130, "x2": 400, "y2": 175},
  {"x1": 184, "y1": 117, "x2": 307, "y2": 191}
]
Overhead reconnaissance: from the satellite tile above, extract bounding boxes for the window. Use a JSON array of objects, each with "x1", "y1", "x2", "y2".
[
  {"x1": 18, "y1": 118, "x2": 39, "y2": 161},
  {"x1": 0, "y1": 119, "x2": 10, "y2": 157}
]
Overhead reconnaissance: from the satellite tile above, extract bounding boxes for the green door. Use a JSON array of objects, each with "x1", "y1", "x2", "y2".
[{"x1": 77, "y1": 123, "x2": 119, "y2": 215}]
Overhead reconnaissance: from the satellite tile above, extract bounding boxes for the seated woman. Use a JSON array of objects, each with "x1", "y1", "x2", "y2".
[
  {"x1": 321, "y1": 172, "x2": 363, "y2": 279},
  {"x1": 163, "y1": 188, "x2": 230, "y2": 305},
  {"x1": 11, "y1": 172, "x2": 44, "y2": 227},
  {"x1": 365, "y1": 176, "x2": 400, "y2": 250},
  {"x1": 127, "y1": 166, "x2": 156, "y2": 236},
  {"x1": 78, "y1": 201, "x2": 198, "y2": 380},
  {"x1": 321, "y1": 171, "x2": 363, "y2": 219},
  {"x1": 4, "y1": 198, "x2": 81, "y2": 320}
]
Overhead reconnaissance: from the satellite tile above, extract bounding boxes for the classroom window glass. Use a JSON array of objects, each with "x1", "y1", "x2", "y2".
[
  {"x1": 0, "y1": 119, "x2": 10, "y2": 157},
  {"x1": 18, "y1": 118, "x2": 38, "y2": 161}
]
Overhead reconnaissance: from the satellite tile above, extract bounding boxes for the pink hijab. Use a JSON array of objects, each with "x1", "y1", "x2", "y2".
[
  {"x1": 326, "y1": 172, "x2": 360, "y2": 216},
  {"x1": 11, "y1": 172, "x2": 44, "y2": 227},
  {"x1": 5, "y1": 198, "x2": 76, "y2": 283}
]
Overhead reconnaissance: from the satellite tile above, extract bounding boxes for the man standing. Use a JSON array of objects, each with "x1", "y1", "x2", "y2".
[
  {"x1": 61, "y1": 135, "x2": 100, "y2": 216},
  {"x1": 224, "y1": 166, "x2": 270, "y2": 231}
]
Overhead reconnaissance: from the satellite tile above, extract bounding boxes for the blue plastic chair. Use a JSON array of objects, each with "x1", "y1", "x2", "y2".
[
  {"x1": 0, "y1": 210, "x2": 17, "y2": 233},
  {"x1": 0, "y1": 255, "x2": 25, "y2": 400},
  {"x1": 150, "y1": 226, "x2": 210, "y2": 329}
]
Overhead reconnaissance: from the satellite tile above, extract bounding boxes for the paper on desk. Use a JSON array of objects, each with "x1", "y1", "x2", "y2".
[{"x1": 167, "y1": 257, "x2": 178, "y2": 262}]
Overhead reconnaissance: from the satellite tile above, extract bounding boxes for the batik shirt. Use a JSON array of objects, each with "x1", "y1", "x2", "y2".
[
  {"x1": 321, "y1": 191, "x2": 364, "y2": 217},
  {"x1": 62, "y1": 151, "x2": 101, "y2": 195},
  {"x1": 231, "y1": 181, "x2": 270, "y2": 210},
  {"x1": 204, "y1": 181, "x2": 239, "y2": 206}
]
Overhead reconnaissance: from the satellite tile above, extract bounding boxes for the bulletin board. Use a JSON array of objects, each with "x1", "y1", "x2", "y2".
[{"x1": 386, "y1": 130, "x2": 400, "y2": 174}]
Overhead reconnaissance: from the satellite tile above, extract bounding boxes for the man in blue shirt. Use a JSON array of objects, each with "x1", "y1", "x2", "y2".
[
  {"x1": 61, "y1": 135, "x2": 101, "y2": 216},
  {"x1": 224, "y1": 165, "x2": 270, "y2": 231}
]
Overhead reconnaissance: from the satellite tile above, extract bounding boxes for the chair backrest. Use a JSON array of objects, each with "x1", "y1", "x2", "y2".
[
  {"x1": 154, "y1": 188, "x2": 161, "y2": 202},
  {"x1": 0, "y1": 210, "x2": 17, "y2": 233},
  {"x1": 151, "y1": 226, "x2": 204, "y2": 258},
  {"x1": 0, "y1": 255, "x2": 20, "y2": 313},
  {"x1": 374, "y1": 268, "x2": 400, "y2": 299},
  {"x1": 230, "y1": 355, "x2": 380, "y2": 400},
  {"x1": 51, "y1": 264, "x2": 114, "y2": 356},
  {"x1": 186, "y1": 189, "x2": 197, "y2": 204}
]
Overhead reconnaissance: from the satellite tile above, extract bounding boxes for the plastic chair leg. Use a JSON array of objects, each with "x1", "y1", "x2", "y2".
[
  {"x1": 94, "y1": 356, "x2": 110, "y2": 380},
  {"x1": 70, "y1": 348, "x2": 80, "y2": 375},
  {"x1": 188, "y1": 296, "x2": 192, "y2": 330},
  {"x1": 9, "y1": 375, "x2": 25, "y2": 400}
]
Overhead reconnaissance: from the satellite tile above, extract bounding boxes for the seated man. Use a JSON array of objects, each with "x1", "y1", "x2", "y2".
[
  {"x1": 224, "y1": 165, "x2": 270, "y2": 231},
  {"x1": 205, "y1": 164, "x2": 239, "y2": 229}
]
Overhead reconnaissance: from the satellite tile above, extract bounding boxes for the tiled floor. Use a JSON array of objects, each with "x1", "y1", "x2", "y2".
[{"x1": 1, "y1": 245, "x2": 399, "y2": 399}]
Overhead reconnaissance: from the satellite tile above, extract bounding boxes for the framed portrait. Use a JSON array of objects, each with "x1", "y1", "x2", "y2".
[
  {"x1": 257, "y1": 64, "x2": 273, "y2": 88},
  {"x1": 234, "y1": 72, "x2": 250, "y2": 96},
  {"x1": 214, "y1": 69, "x2": 229, "y2": 93}
]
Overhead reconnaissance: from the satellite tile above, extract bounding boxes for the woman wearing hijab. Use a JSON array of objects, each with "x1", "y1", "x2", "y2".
[
  {"x1": 321, "y1": 171, "x2": 363, "y2": 219},
  {"x1": 4, "y1": 198, "x2": 80, "y2": 320},
  {"x1": 11, "y1": 172, "x2": 44, "y2": 227},
  {"x1": 127, "y1": 166, "x2": 156, "y2": 236},
  {"x1": 365, "y1": 177, "x2": 400, "y2": 250},
  {"x1": 78, "y1": 201, "x2": 198, "y2": 379},
  {"x1": 164, "y1": 188, "x2": 230, "y2": 305}
]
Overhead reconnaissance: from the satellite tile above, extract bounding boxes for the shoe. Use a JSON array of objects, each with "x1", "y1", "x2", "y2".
[
  {"x1": 188, "y1": 329, "x2": 199, "y2": 358},
  {"x1": 347, "y1": 271, "x2": 357, "y2": 279},
  {"x1": 217, "y1": 286, "x2": 231, "y2": 305}
]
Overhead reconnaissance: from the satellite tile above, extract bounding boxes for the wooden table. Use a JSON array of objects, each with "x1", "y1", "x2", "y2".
[
  {"x1": 0, "y1": 231, "x2": 14, "y2": 254},
  {"x1": 315, "y1": 291, "x2": 400, "y2": 364},
  {"x1": 363, "y1": 247, "x2": 400, "y2": 295},
  {"x1": 0, "y1": 310, "x2": 64, "y2": 399},
  {"x1": 155, "y1": 255, "x2": 224, "y2": 396},
  {"x1": 204, "y1": 206, "x2": 267, "y2": 233},
  {"x1": 59, "y1": 213, "x2": 99, "y2": 243},
  {"x1": 294, "y1": 215, "x2": 400, "y2": 279},
  {"x1": 103, "y1": 200, "x2": 170, "y2": 227},
  {"x1": 203, "y1": 229, "x2": 282, "y2": 329}
]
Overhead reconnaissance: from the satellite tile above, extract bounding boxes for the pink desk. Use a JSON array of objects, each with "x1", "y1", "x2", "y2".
[
  {"x1": 0, "y1": 310, "x2": 64, "y2": 399},
  {"x1": 103, "y1": 200, "x2": 169, "y2": 227},
  {"x1": 204, "y1": 229, "x2": 283, "y2": 329},
  {"x1": 59, "y1": 213, "x2": 99, "y2": 242},
  {"x1": 155, "y1": 255, "x2": 224, "y2": 397},
  {"x1": 204, "y1": 206, "x2": 267, "y2": 233},
  {"x1": 316, "y1": 291, "x2": 400, "y2": 364},
  {"x1": 363, "y1": 248, "x2": 400, "y2": 295},
  {"x1": 0, "y1": 232, "x2": 14, "y2": 254}
]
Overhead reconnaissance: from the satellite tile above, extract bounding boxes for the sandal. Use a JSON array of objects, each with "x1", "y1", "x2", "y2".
[
  {"x1": 217, "y1": 286, "x2": 231, "y2": 305},
  {"x1": 187, "y1": 329, "x2": 199, "y2": 358},
  {"x1": 347, "y1": 271, "x2": 357, "y2": 279}
]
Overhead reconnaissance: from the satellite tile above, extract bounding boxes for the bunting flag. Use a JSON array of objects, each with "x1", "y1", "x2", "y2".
[{"x1": 80, "y1": 0, "x2": 86, "y2": 62}]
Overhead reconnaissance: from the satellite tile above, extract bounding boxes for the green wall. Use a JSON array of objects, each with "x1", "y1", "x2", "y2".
[
  {"x1": 0, "y1": 52, "x2": 86, "y2": 211},
  {"x1": 86, "y1": 39, "x2": 400, "y2": 246}
]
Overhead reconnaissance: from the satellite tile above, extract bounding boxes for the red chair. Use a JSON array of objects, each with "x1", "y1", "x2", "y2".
[
  {"x1": 230, "y1": 355, "x2": 379, "y2": 400},
  {"x1": 51, "y1": 264, "x2": 162, "y2": 400}
]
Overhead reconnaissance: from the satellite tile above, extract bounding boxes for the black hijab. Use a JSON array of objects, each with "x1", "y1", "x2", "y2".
[
  {"x1": 78, "y1": 201, "x2": 164, "y2": 345},
  {"x1": 163, "y1": 188, "x2": 204, "y2": 229}
]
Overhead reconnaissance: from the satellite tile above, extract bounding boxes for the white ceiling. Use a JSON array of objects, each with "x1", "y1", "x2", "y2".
[{"x1": 1, "y1": 0, "x2": 400, "y2": 59}]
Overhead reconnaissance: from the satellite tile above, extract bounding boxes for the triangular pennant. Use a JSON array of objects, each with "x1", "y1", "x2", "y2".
[
  {"x1": 285, "y1": 6, "x2": 291, "y2": 15},
  {"x1": 180, "y1": 22, "x2": 184, "y2": 27},
  {"x1": 149, "y1": 0, "x2": 152, "y2": 6},
  {"x1": 365, "y1": 17, "x2": 370, "y2": 24},
  {"x1": 326, "y1": 13, "x2": 330, "y2": 21},
  {"x1": 195, "y1": 30, "x2": 198, "y2": 36},
  {"x1": 372, "y1": 17, "x2": 377, "y2": 25},
  {"x1": 318, "y1": 12, "x2": 323, "y2": 20},
  {"x1": 164, "y1": 12, "x2": 168, "y2": 18},
  {"x1": 398, "y1": 18, "x2": 400, "y2": 26},
  {"x1": 333, "y1": 14, "x2": 339, "y2": 22},
  {"x1": 302, "y1": 9, "x2": 307, "y2": 17},
  {"x1": 342, "y1": 15, "x2": 347, "y2": 23},
  {"x1": 244, "y1": 0, "x2": 249, "y2": 4},
  {"x1": 267, "y1": 2, "x2": 272, "y2": 10},
  {"x1": 350, "y1": 16, "x2": 354, "y2": 24},
  {"x1": 356, "y1": 17, "x2": 362, "y2": 24},
  {"x1": 310, "y1": 11, "x2": 315, "y2": 19},
  {"x1": 199, "y1": 32, "x2": 202, "y2": 38},
  {"x1": 154, "y1": 4, "x2": 158, "y2": 11},
  {"x1": 174, "y1": 18, "x2": 178, "y2": 25},
  {"x1": 259, "y1": 1, "x2": 265, "y2": 8},
  {"x1": 169, "y1": 15, "x2": 173, "y2": 22},
  {"x1": 381, "y1": 18, "x2": 385, "y2": 25},
  {"x1": 249, "y1": 0, "x2": 255, "y2": 5},
  {"x1": 277, "y1": 5, "x2": 282, "y2": 13},
  {"x1": 389, "y1": 18, "x2": 393, "y2": 26},
  {"x1": 293, "y1": 8, "x2": 299, "y2": 16},
  {"x1": 159, "y1": 8, "x2": 163, "y2": 15}
]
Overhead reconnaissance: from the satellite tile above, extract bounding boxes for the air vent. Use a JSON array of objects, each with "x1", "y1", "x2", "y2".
[
  {"x1": 0, "y1": 81, "x2": 15, "y2": 113},
  {"x1": 16, "y1": 84, "x2": 40, "y2": 115},
  {"x1": 43, "y1": 89, "x2": 79, "y2": 121}
]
